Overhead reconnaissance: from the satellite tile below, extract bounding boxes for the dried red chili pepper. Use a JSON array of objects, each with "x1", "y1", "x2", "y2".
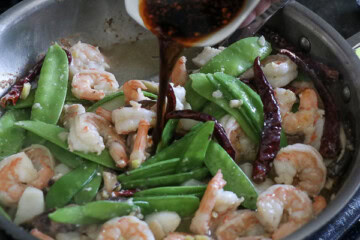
[
  {"x1": 0, "y1": 57, "x2": 44, "y2": 107},
  {"x1": 0, "y1": 48, "x2": 72, "y2": 108},
  {"x1": 252, "y1": 57, "x2": 282, "y2": 182},
  {"x1": 280, "y1": 49, "x2": 340, "y2": 158},
  {"x1": 166, "y1": 109, "x2": 236, "y2": 159},
  {"x1": 111, "y1": 189, "x2": 138, "y2": 198}
]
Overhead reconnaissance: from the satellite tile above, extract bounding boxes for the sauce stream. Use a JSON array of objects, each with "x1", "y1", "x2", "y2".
[{"x1": 139, "y1": 0, "x2": 246, "y2": 146}]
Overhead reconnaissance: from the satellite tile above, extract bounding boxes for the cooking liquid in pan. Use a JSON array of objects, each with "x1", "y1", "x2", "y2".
[{"x1": 138, "y1": 0, "x2": 246, "y2": 146}]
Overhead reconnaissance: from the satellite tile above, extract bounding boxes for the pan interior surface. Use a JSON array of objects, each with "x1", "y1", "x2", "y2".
[{"x1": 0, "y1": 0, "x2": 359, "y2": 239}]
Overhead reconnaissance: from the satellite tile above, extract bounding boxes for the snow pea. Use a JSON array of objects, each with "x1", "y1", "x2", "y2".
[
  {"x1": 5, "y1": 89, "x2": 35, "y2": 110},
  {"x1": 45, "y1": 162, "x2": 98, "y2": 209},
  {"x1": 202, "y1": 102, "x2": 227, "y2": 120},
  {"x1": 0, "y1": 206, "x2": 11, "y2": 221},
  {"x1": 44, "y1": 142, "x2": 83, "y2": 168},
  {"x1": 74, "y1": 167, "x2": 102, "y2": 205},
  {"x1": 0, "y1": 109, "x2": 29, "y2": 160},
  {"x1": 134, "y1": 195, "x2": 200, "y2": 217},
  {"x1": 184, "y1": 79, "x2": 208, "y2": 111},
  {"x1": 133, "y1": 186, "x2": 206, "y2": 198},
  {"x1": 205, "y1": 141, "x2": 258, "y2": 209},
  {"x1": 122, "y1": 167, "x2": 210, "y2": 189},
  {"x1": 212, "y1": 72, "x2": 263, "y2": 134},
  {"x1": 118, "y1": 158, "x2": 180, "y2": 182},
  {"x1": 49, "y1": 201, "x2": 143, "y2": 225},
  {"x1": 31, "y1": 43, "x2": 69, "y2": 124},
  {"x1": 200, "y1": 37, "x2": 272, "y2": 76},
  {"x1": 15, "y1": 121, "x2": 116, "y2": 169},
  {"x1": 191, "y1": 73, "x2": 257, "y2": 143},
  {"x1": 156, "y1": 119, "x2": 179, "y2": 153},
  {"x1": 143, "y1": 123, "x2": 205, "y2": 166},
  {"x1": 177, "y1": 121, "x2": 214, "y2": 171}
]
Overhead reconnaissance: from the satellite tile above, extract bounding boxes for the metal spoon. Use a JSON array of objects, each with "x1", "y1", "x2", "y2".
[{"x1": 220, "y1": 0, "x2": 293, "y2": 46}]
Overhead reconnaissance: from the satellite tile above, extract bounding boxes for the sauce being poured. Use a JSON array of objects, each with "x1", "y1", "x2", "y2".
[{"x1": 139, "y1": 0, "x2": 246, "y2": 146}]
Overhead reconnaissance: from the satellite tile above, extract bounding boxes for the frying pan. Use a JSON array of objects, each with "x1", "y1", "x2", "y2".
[{"x1": 0, "y1": 0, "x2": 360, "y2": 239}]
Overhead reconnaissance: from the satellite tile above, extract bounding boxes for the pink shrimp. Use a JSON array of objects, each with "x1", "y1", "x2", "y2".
[
  {"x1": 215, "y1": 210, "x2": 266, "y2": 240},
  {"x1": 171, "y1": 56, "x2": 188, "y2": 87},
  {"x1": 313, "y1": 195, "x2": 327, "y2": 216},
  {"x1": 190, "y1": 170, "x2": 226, "y2": 235},
  {"x1": 30, "y1": 229, "x2": 54, "y2": 240},
  {"x1": 129, "y1": 120, "x2": 151, "y2": 169},
  {"x1": 164, "y1": 232, "x2": 212, "y2": 240},
  {"x1": 96, "y1": 216, "x2": 155, "y2": 240},
  {"x1": 71, "y1": 70, "x2": 119, "y2": 101},
  {"x1": 257, "y1": 184, "x2": 313, "y2": 240},
  {"x1": 123, "y1": 80, "x2": 148, "y2": 103},
  {"x1": 96, "y1": 107, "x2": 113, "y2": 122}
]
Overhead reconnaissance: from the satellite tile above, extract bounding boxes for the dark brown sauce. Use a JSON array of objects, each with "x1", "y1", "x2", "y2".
[{"x1": 139, "y1": 0, "x2": 246, "y2": 146}]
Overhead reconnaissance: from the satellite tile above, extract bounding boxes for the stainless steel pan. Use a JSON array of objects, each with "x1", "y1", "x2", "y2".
[{"x1": 0, "y1": 0, "x2": 359, "y2": 239}]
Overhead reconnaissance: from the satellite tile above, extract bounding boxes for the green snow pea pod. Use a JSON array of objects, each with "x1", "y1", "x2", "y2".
[
  {"x1": 202, "y1": 102, "x2": 227, "y2": 120},
  {"x1": 118, "y1": 158, "x2": 180, "y2": 182},
  {"x1": 177, "y1": 121, "x2": 214, "y2": 172},
  {"x1": 212, "y1": 72, "x2": 263, "y2": 134},
  {"x1": 0, "y1": 206, "x2": 11, "y2": 221},
  {"x1": 49, "y1": 201, "x2": 143, "y2": 224},
  {"x1": 134, "y1": 186, "x2": 206, "y2": 198},
  {"x1": 87, "y1": 91, "x2": 125, "y2": 112},
  {"x1": 5, "y1": 90, "x2": 35, "y2": 110},
  {"x1": 44, "y1": 142, "x2": 83, "y2": 168},
  {"x1": 74, "y1": 167, "x2": 102, "y2": 205},
  {"x1": 200, "y1": 37, "x2": 272, "y2": 76},
  {"x1": 134, "y1": 195, "x2": 200, "y2": 217},
  {"x1": 0, "y1": 109, "x2": 29, "y2": 159},
  {"x1": 45, "y1": 162, "x2": 98, "y2": 209},
  {"x1": 122, "y1": 167, "x2": 210, "y2": 189},
  {"x1": 190, "y1": 73, "x2": 257, "y2": 143},
  {"x1": 143, "y1": 123, "x2": 205, "y2": 166},
  {"x1": 156, "y1": 119, "x2": 179, "y2": 153},
  {"x1": 15, "y1": 121, "x2": 116, "y2": 169},
  {"x1": 184, "y1": 79, "x2": 208, "y2": 111},
  {"x1": 204, "y1": 141, "x2": 257, "y2": 209},
  {"x1": 31, "y1": 43, "x2": 69, "y2": 124}
]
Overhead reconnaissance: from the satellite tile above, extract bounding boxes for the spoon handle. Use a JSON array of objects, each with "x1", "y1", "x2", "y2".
[{"x1": 220, "y1": 0, "x2": 294, "y2": 46}]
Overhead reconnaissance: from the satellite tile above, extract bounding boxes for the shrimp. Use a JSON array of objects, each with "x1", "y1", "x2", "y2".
[
  {"x1": 239, "y1": 163, "x2": 274, "y2": 194},
  {"x1": 164, "y1": 233, "x2": 212, "y2": 240},
  {"x1": 66, "y1": 108, "x2": 128, "y2": 168},
  {"x1": 69, "y1": 41, "x2": 109, "y2": 76},
  {"x1": 220, "y1": 115, "x2": 257, "y2": 162},
  {"x1": 96, "y1": 216, "x2": 155, "y2": 240},
  {"x1": 129, "y1": 120, "x2": 151, "y2": 169},
  {"x1": 282, "y1": 89, "x2": 325, "y2": 150},
  {"x1": 190, "y1": 170, "x2": 242, "y2": 235},
  {"x1": 215, "y1": 210, "x2": 266, "y2": 240},
  {"x1": 256, "y1": 184, "x2": 313, "y2": 240},
  {"x1": 30, "y1": 229, "x2": 54, "y2": 240},
  {"x1": 96, "y1": 107, "x2": 113, "y2": 122},
  {"x1": 312, "y1": 195, "x2": 327, "y2": 216},
  {"x1": 71, "y1": 70, "x2": 119, "y2": 101},
  {"x1": 23, "y1": 145, "x2": 55, "y2": 190},
  {"x1": 0, "y1": 152, "x2": 38, "y2": 206},
  {"x1": 274, "y1": 88, "x2": 297, "y2": 119},
  {"x1": 112, "y1": 101, "x2": 156, "y2": 134},
  {"x1": 240, "y1": 55, "x2": 298, "y2": 88},
  {"x1": 62, "y1": 104, "x2": 86, "y2": 128},
  {"x1": 171, "y1": 56, "x2": 188, "y2": 87},
  {"x1": 274, "y1": 143, "x2": 326, "y2": 197},
  {"x1": 123, "y1": 80, "x2": 149, "y2": 103}
]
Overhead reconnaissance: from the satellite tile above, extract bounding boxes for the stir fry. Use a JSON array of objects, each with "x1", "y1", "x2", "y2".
[{"x1": 0, "y1": 35, "x2": 347, "y2": 240}]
